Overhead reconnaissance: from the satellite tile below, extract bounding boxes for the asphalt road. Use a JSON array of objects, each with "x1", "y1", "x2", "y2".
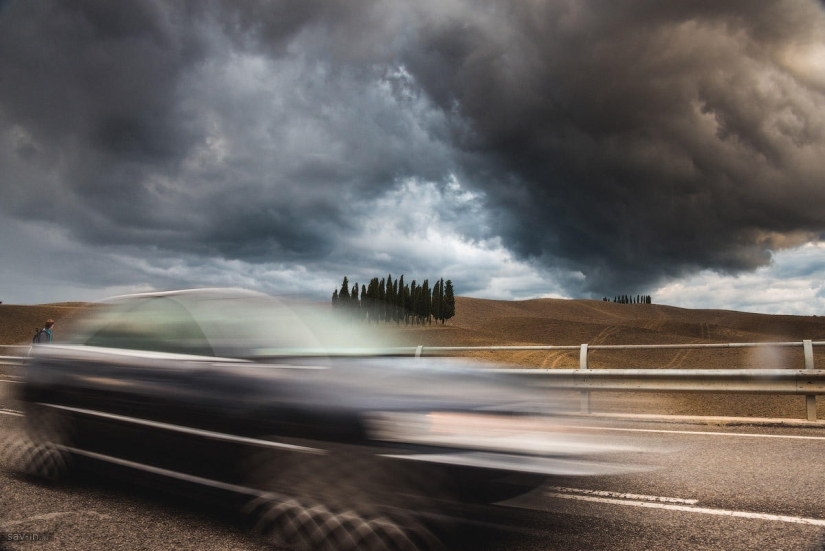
[{"x1": 2, "y1": 379, "x2": 825, "y2": 551}]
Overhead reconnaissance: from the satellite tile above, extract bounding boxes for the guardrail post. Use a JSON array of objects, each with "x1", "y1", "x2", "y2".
[
  {"x1": 804, "y1": 340, "x2": 816, "y2": 421},
  {"x1": 580, "y1": 344, "x2": 591, "y2": 414},
  {"x1": 415, "y1": 345, "x2": 423, "y2": 358}
]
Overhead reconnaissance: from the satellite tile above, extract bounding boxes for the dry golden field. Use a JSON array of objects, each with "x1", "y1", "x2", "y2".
[
  {"x1": 3, "y1": 296, "x2": 825, "y2": 419},
  {"x1": 396, "y1": 297, "x2": 825, "y2": 420},
  {"x1": 402, "y1": 297, "x2": 825, "y2": 369}
]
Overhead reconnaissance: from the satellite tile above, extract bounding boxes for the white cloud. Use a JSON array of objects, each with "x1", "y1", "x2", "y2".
[
  {"x1": 653, "y1": 242, "x2": 825, "y2": 315},
  {"x1": 0, "y1": 174, "x2": 573, "y2": 304},
  {"x1": 336, "y1": 177, "x2": 572, "y2": 300}
]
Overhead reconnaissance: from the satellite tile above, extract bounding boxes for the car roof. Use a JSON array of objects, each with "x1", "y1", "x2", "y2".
[{"x1": 101, "y1": 287, "x2": 270, "y2": 303}]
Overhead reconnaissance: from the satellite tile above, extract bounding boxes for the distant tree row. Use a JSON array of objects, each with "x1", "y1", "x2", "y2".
[
  {"x1": 332, "y1": 275, "x2": 455, "y2": 325},
  {"x1": 603, "y1": 295, "x2": 652, "y2": 304}
]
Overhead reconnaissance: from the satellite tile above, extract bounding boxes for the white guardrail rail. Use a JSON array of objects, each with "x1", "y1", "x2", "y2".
[{"x1": 3, "y1": 341, "x2": 825, "y2": 421}]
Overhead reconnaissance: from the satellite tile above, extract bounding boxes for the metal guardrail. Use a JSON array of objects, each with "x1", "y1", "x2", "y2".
[
  {"x1": 416, "y1": 341, "x2": 825, "y2": 352},
  {"x1": 421, "y1": 340, "x2": 824, "y2": 422},
  {"x1": 0, "y1": 345, "x2": 29, "y2": 367},
  {"x1": 490, "y1": 368, "x2": 825, "y2": 394},
  {"x1": 2, "y1": 341, "x2": 824, "y2": 421}
]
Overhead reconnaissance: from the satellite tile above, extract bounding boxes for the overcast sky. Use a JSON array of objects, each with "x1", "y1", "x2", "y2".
[{"x1": 2, "y1": 0, "x2": 825, "y2": 314}]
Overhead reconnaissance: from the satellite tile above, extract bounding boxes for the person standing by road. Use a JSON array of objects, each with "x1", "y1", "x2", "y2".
[{"x1": 33, "y1": 319, "x2": 55, "y2": 344}]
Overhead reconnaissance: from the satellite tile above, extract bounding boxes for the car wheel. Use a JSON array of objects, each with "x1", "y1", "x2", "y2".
[
  {"x1": 13, "y1": 403, "x2": 75, "y2": 481},
  {"x1": 243, "y1": 494, "x2": 440, "y2": 551},
  {"x1": 239, "y1": 444, "x2": 445, "y2": 550}
]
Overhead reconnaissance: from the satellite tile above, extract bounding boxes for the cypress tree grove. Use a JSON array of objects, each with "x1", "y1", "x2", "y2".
[
  {"x1": 608, "y1": 294, "x2": 653, "y2": 305},
  {"x1": 332, "y1": 275, "x2": 456, "y2": 325}
]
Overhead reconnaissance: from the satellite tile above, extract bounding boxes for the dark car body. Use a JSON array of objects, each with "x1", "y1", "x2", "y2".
[{"x1": 17, "y1": 289, "x2": 631, "y2": 549}]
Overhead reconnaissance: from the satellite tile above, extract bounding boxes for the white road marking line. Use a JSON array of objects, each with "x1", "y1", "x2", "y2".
[
  {"x1": 0, "y1": 378, "x2": 23, "y2": 384},
  {"x1": 546, "y1": 492, "x2": 825, "y2": 526},
  {"x1": 576, "y1": 425, "x2": 825, "y2": 441},
  {"x1": 0, "y1": 408, "x2": 23, "y2": 417},
  {"x1": 547, "y1": 486, "x2": 698, "y2": 505}
]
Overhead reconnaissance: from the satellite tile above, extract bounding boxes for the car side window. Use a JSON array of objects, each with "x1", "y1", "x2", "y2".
[{"x1": 84, "y1": 297, "x2": 214, "y2": 357}]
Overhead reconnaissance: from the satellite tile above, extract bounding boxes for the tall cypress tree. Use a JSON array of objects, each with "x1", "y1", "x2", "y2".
[
  {"x1": 378, "y1": 278, "x2": 386, "y2": 322},
  {"x1": 372, "y1": 278, "x2": 378, "y2": 322},
  {"x1": 434, "y1": 278, "x2": 446, "y2": 324},
  {"x1": 421, "y1": 279, "x2": 430, "y2": 324},
  {"x1": 410, "y1": 280, "x2": 418, "y2": 325},
  {"x1": 439, "y1": 278, "x2": 446, "y2": 324},
  {"x1": 386, "y1": 274, "x2": 394, "y2": 324},
  {"x1": 364, "y1": 279, "x2": 373, "y2": 322},
  {"x1": 431, "y1": 279, "x2": 441, "y2": 323},
  {"x1": 351, "y1": 283, "x2": 359, "y2": 318},
  {"x1": 403, "y1": 282, "x2": 411, "y2": 325},
  {"x1": 444, "y1": 280, "x2": 455, "y2": 323},
  {"x1": 409, "y1": 281, "x2": 415, "y2": 325},
  {"x1": 397, "y1": 275, "x2": 405, "y2": 325},
  {"x1": 339, "y1": 277, "x2": 350, "y2": 308},
  {"x1": 392, "y1": 278, "x2": 399, "y2": 324}
]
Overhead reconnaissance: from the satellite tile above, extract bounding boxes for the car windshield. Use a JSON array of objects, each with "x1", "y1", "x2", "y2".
[
  {"x1": 69, "y1": 290, "x2": 405, "y2": 358},
  {"x1": 78, "y1": 296, "x2": 214, "y2": 356}
]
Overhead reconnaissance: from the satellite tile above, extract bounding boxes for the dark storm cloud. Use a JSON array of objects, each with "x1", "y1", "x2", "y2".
[
  {"x1": 2, "y1": 0, "x2": 825, "y2": 298},
  {"x1": 0, "y1": 0, "x2": 452, "y2": 267},
  {"x1": 387, "y1": 0, "x2": 825, "y2": 292}
]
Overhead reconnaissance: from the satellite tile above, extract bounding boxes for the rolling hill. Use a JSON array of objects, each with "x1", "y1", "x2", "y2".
[{"x1": 3, "y1": 297, "x2": 824, "y2": 419}]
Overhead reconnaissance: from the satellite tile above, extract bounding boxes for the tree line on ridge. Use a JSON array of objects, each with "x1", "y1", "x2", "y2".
[
  {"x1": 332, "y1": 275, "x2": 455, "y2": 324},
  {"x1": 603, "y1": 295, "x2": 652, "y2": 304}
]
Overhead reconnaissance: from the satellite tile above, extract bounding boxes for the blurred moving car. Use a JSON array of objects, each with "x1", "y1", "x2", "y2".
[{"x1": 17, "y1": 289, "x2": 635, "y2": 550}]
